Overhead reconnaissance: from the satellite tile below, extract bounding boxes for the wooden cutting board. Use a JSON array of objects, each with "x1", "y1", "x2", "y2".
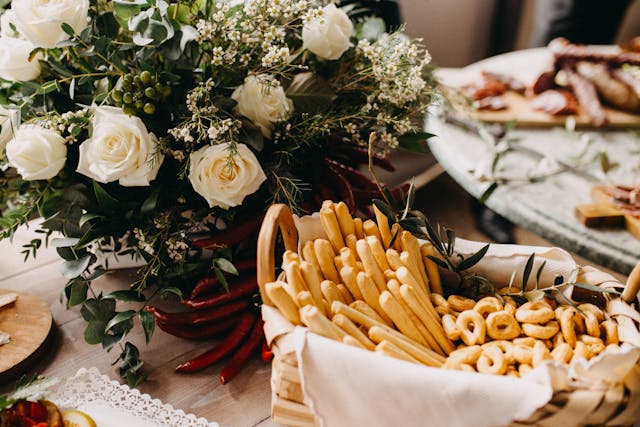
[
  {"x1": 0, "y1": 289, "x2": 53, "y2": 383},
  {"x1": 575, "y1": 186, "x2": 640, "y2": 239},
  {"x1": 464, "y1": 92, "x2": 640, "y2": 129}
]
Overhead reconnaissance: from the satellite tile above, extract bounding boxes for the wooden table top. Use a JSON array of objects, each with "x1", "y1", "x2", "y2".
[{"x1": 0, "y1": 224, "x2": 278, "y2": 427}]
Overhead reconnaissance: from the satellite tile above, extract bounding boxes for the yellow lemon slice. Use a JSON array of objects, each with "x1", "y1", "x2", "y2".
[{"x1": 61, "y1": 409, "x2": 97, "y2": 427}]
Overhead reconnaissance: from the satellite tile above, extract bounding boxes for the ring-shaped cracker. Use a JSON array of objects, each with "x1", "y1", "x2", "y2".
[
  {"x1": 515, "y1": 301, "x2": 554, "y2": 324},
  {"x1": 456, "y1": 310, "x2": 486, "y2": 346},
  {"x1": 486, "y1": 311, "x2": 521, "y2": 340}
]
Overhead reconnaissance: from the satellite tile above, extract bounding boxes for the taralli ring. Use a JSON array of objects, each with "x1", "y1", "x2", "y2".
[
  {"x1": 522, "y1": 320, "x2": 559, "y2": 340},
  {"x1": 477, "y1": 345, "x2": 507, "y2": 375},
  {"x1": 448, "y1": 295, "x2": 476, "y2": 312},
  {"x1": 442, "y1": 314, "x2": 461, "y2": 341},
  {"x1": 600, "y1": 320, "x2": 619, "y2": 345},
  {"x1": 515, "y1": 301, "x2": 554, "y2": 324},
  {"x1": 447, "y1": 345, "x2": 483, "y2": 365},
  {"x1": 559, "y1": 309, "x2": 578, "y2": 348},
  {"x1": 456, "y1": 310, "x2": 487, "y2": 346},
  {"x1": 486, "y1": 311, "x2": 521, "y2": 340},
  {"x1": 474, "y1": 296, "x2": 503, "y2": 317},
  {"x1": 502, "y1": 296, "x2": 517, "y2": 316}
]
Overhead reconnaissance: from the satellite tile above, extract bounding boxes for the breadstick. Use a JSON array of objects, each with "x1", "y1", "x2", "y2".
[
  {"x1": 396, "y1": 266, "x2": 431, "y2": 308},
  {"x1": 282, "y1": 250, "x2": 300, "y2": 266},
  {"x1": 332, "y1": 313, "x2": 376, "y2": 350},
  {"x1": 399, "y1": 284, "x2": 455, "y2": 355},
  {"x1": 334, "y1": 255, "x2": 344, "y2": 271},
  {"x1": 400, "y1": 231, "x2": 430, "y2": 289},
  {"x1": 368, "y1": 326, "x2": 444, "y2": 367},
  {"x1": 302, "y1": 240, "x2": 321, "y2": 273},
  {"x1": 331, "y1": 301, "x2": 384, "y2": 330},
  {"x1": 266, "y1": 281, "x2": 301, "y2": 325},
  {"x1": 385, "y1": 248, "x2": 404, "y2": 271},
  {"x1": 386, "y1": 279, "x2": 443, "y2": 355},
  {"x1": 321, "y1": 280, "x2": 345, "y2": 306},
  {"x1": 366, "y1": 235, "x2": 391, "y2": 271},
  {"x1": 320, "y1": 207, "x2": 346, "y2": 251},
  {"x1": 356, "y1": 239, "x2": 387, "y2": 292},
  {"x1": 379, "y1": 290, "x2": 428, "y2": 346},
  {"x1": 322, "y1": 200, "x2": 335, "y2": 210},
  {"x1": 343, "y1": 335, "x2": 367, "y2": 349},
  {"x1": 314, "y1": 239, "x2": 340, "y2": 283},
  {"x1": 420, "y1": 244, "x2": 443, "y2": 294},
  {"x1": 390, "y1": 223, "x2": 403, "y2": 251},
  {"x1": 300, "y1": 305, "x2": 345, "y2": 341},
  {"x1": 300, "y1": 261, "x2": 326, "y2": 315},
  {"x1": 373, "y1": 204, "x2": 393, "y2": 249},
  {"x1": 363, "y1": 219, "x2": 382, "y2": 242},
  {"x1": 296, "y1": 291, "x2": 315, "y2": 309},
  {"x1": 345, "y1": 234, "x2": 358, "y2": 254},
  {"x1": 376, "y1": 340, "x2": 421, "y2": 364},
  {"x1": 334, "y1": 201, "x2": 355, "y2": 237},
  {"x1": 284, "y1": 261, "x2": 309, "y2": 297},
  {"x1": 339, "y1": 247, "x2": 359, "y2": 271},
  {"x1": 350, "y1": 300, "x2": 393, "y2": 328},
  {"x1": 384, "y1": 269, "x2": 397, "y2": 283},
  {"x1": 336, "y1": 284, "x2": 354, "y2": 304},
  {"x1": 339, "y1": 266, "x2": 364, "y2": 301},
  {"x1": 400, "y1": 251, "x2": 427, "y2": 290},
  {"x1": 357, "y1": 272, "x2": 394, "y2": 325},
  {"x1": 353, "y1": 217, "x2": 364, "y2": 239}
]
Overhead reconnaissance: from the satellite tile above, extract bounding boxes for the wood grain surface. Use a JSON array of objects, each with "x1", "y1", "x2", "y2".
[
  {"x1": 0, "y1": 224, "x2": 277, "y2": 427},
  {"x1": 0, "y1": 289, "x2": 53, "y2": 382}
]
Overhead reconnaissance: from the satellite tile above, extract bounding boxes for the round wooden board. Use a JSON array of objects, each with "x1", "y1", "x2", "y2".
[{"x1": 0, "y1": 289, "x2": 53, "y2": 382}]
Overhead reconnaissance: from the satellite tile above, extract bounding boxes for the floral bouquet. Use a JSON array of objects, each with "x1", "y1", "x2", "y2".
[{"x1": 0, "y1": 0, "x2": 435, "y2": 384}]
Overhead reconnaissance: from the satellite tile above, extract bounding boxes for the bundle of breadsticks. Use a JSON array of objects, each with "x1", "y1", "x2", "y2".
[{"x1": 263, "y1": 200, "x2": 623, "y2": 376}]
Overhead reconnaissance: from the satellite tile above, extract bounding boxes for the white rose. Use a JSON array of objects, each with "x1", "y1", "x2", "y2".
[
  {"x1": 231, "y1": 74, "x2": 292, "y2": 138},
  {"x1": 0, "y1": 36, "x2": 40, "y2": 81},
  {"x1": 76, "y1": 106, "x2": 163, "y2": 187},
  {"x1": 0, "y1": 106, "x2": 18, "y2": 153},
  {"x1": 6, "y1": 125, "x2": 66, "y2": 180},
  {"x1": 1, "y1": 10, "x2": 21, "y2": 38},
  {"x1": 189, "y1": 143, "x2": 267, "y2": 209},
  {"x1": 11, "y1": 0, "x2": 89, "y2": 48},
  {"x1": 302, "y1": 4, "x2": 353, "y2": 60}
]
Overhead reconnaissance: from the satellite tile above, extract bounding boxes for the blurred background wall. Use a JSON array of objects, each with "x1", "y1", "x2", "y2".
[{"x1": 398, "y1": 0, "x2": 640, "y2": 67}]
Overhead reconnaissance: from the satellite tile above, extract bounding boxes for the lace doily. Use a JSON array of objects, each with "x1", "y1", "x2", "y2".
[{"x1": 49, "y1": 368, "x2": 218, "y2": 427}]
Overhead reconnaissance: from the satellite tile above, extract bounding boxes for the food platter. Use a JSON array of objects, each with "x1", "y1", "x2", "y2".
[
  {"x1": 440, "y1": 46, "x2": 640, "y2": 128},
  {"x1": 0, "y1": 289, "x2": 53, "y2": 383},
  {"x1": 48, "y1": 368, "x2": 218, "y2": 427}
]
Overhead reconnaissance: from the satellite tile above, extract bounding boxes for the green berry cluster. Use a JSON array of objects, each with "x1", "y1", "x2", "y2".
[{"x1": 111, "y1": 70, "x2": 171, "y2": 116}]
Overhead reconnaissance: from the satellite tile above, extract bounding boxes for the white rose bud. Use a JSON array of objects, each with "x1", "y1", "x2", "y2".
[
  {"x1": 6, "y1": 125, "x2": 67, "y2": 180},
  {"x1": 11, "y1": 0, "x2": 89, "y2": 49},
  {"x1": 302, "y1": 4, "x2": 353, "y2": 60},
  {"x1": 0, "y1": 107, "x2": 18, "y2": 153},
  {"x1": 77, "y1": 106, "x2": 164, "y2": 187},
  {"x1": 231, "y1": 74, "x2": 292, "y2": 138},
  {"x1": 189, "y1": 143, "x2": 267, "y2": 209},
  {"x1": 0, "y1": 36, "x2": 40, "y2": 81}
]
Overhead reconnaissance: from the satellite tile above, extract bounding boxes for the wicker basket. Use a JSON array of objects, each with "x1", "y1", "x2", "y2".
[{"x1": 257, "y1": 204, "x2": 640, "y2": 427}]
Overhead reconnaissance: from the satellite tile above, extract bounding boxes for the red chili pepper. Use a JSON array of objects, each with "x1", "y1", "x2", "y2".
[
  {"x1": 261, "y1": 340, "x2": 273, "y2": 362},
  {"x1": 189, "y1": 258, "x2": 257, "y2": 299},
  {"x1": 219, "y1": 319, "x2": 265, "y2": 384},
  {"x1": 191, "y1": 215, "x2": 264, "y2": 250},
  {"x1": 146, "y1": 299, "x2": 250, "y2": 326},
  {"x1": 156, "y1": 316, "x2": 240, "y2": 340},
  {"x1": 184, "y1": 277, "x2": 258, "y2": 310},
  {"x1": 175, "y1": 312, "x2": 257, "y2": 373},
  {"x1": 325, "y1": 164, "x2": 356, "y2": 213},
  {"x1": 324, "y1": 158, "x2": 377, "y2": 190}
]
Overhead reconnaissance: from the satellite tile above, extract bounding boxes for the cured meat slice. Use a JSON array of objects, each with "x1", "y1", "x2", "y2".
[
  {"x1": 564, "y1": 66, "x2": 608, "y2": 127},
  {"x1": 481, "y1": 70, "x2": 526, "y2": 94},
  {"x1": 531, "y1": 89, "x2": 578, "y2": 115}
]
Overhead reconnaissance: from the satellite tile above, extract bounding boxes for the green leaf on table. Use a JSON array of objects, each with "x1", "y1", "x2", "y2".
[
  {"x1": 60, "y1": 255, "x2": 91, "y2": 279},
  {"x1": 67, "y1": 278, "x2": 88, "y2": 306},
  {"x1": 104, "y1": 310, "x2": 137, "y2": 333},
  {"x1": 285, "y1": 72, "x2": 336, "y2": 113},
  {"x1": 104, "y1": 290, "x2": 146, "y2": 302},
  {"x1": 84, "y1": 320, "x2": 107, "y2": 344},
  {"x1": 457, "y1": 244, "x2": 489, "y2": 270},
  {"x1": 139, "y1": 310, "x2": 155, "y2": 344},
  {"x1": 81, "y1": 298, "x2": 116, "y2": 322},
  {"x1": 214, "y1": 258, "x2": 238, "y2": 276},
  {"x1": 398, "y1": 132, "x2": 435, "y2": 153}
]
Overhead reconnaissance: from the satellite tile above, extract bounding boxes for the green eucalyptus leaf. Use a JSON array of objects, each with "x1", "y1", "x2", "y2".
[
  {"x1": 60, "y1": 255, "x2": 91, "y2": 279},
  {"x1": 140, "y1": 187, "x2": 161, "y2": 216},
  {"x1": 84, "y1": 320, "x2": 107, "y2": 344},
  {"x1": 398, "y1": 132, "x2": 434, "y2": 153},
  {"x1": 104, "y1": 290, "x2": 146, "y2": 302},
  {"x1": 51, "y1": 237, "x2": 80, "y2": 248},
  {"x1": 35, "y1": 80, "x2": 61, "y2": 95},
  {"x1": 139, "y1": 310, "x2": 155, "y2": 344},
  {"x1": 68, "y1": 278, "x2": 88, "y2": 306},
  {"x1": 60, "y1": 22, "x2": 75, "y2": 36},
  {"x1": 93, "y1": 181, "x2": 119, "y2": 211},
  {"x1": 81, "y1": 298, "x2": 116, "y2": 322},
  {"x1": 102, "y1": 331, "x2": 126, "y2": 351},
  {"x1": 215, "y1": 258, "x2": 238, "y2": 276},
  {"x1": 104, "y1": 310, "x2": 137, "y2": 333}
]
